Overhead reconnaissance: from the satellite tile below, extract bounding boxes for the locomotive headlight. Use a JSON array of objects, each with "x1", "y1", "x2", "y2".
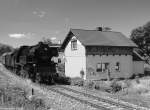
[{"x1": 33, "y1": 64, "x2": 36, "y2": 67}]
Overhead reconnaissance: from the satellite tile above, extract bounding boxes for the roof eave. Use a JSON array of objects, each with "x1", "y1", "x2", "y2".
[{"x1": 61, "y1": 29, "x2": 73, "y2": 50}]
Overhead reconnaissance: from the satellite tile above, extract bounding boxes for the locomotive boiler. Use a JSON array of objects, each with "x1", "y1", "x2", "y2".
[{"x1": 2, "y1": 42, "x2": 59, "y2": 84}]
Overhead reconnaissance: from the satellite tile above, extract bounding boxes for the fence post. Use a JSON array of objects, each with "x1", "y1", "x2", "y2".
[{"x1": 1, "y1": 93, "x2": 4, "y2": 105}]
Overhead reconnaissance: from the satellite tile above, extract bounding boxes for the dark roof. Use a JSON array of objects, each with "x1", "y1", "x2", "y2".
[{"x1": 61, "y1": 29, "x2": 137, "y2": 49}]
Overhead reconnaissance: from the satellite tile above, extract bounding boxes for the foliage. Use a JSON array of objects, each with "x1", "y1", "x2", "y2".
[
  {"x1": 30, "y1": 97, "x2": 45, "y2": 109},
  {"x1": 55, "y1": 76, "x2": 71, "y2": 85},
  {"x1": 0, "y1": 86, "x2": 47, "y2": 110},
  {"x1": 94, "y1": 83, "x2": 100, "y2": 90},
  {"x1": 110, "y1": 80, "x2": 122, "y2": 93},
  {"x1": 71, "y1": 77, "x2": 84, "y2": 86},
  {"x1": 0, "y1": 43, "x2": 14, "y2": 56},
  {"x1": 84, "y1": 81, "x2": 94, "y2": 89},
  {"x1": 93, "y1": 81, "x2": 112, "y2": 92},
  {"x1": 130, "y1": 21, "x2": 150, "y2": 61}
]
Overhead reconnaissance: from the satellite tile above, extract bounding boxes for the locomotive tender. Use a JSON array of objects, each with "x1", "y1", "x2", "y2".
[{"x1": 1, "y1": 42, "x2": 59, "y2": 84}]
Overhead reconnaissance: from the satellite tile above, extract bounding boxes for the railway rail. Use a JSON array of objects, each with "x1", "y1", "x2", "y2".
[
  {"x1": 44, "y1": 85, "x2": 121, "y2": 110},
  {"x1": 0, "y1": 64, "x2": 149, "y2": 110},
  {"x1": 54, "y1": 85, "x2": 148, "y2": 110},
  {"x1": 40, "y1": 84, "x2": 148, "y2": 110}
]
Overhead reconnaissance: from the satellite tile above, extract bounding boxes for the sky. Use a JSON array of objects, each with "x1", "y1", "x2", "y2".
[{"x1": 0, "y1": 0, "x2": 150, "y2": 48}]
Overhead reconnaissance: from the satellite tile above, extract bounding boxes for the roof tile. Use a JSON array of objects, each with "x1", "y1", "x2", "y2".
[{"x1": 71, "y1": 29, "x2": 137, "y2": 47}]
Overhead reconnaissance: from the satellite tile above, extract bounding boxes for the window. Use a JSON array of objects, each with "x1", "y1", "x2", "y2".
[
  {"x1": 96, "y1": 63, "x2": 109, "y2": 72},
  {"x1": 96, "y1": 63, "x2": 102, "y2": 72},
  {"x1": 115, "y1": 62, "x2": 120, "y2": 71},
  {"x1": 71, "y1": 40, "x2": 77, "y2": 50}
]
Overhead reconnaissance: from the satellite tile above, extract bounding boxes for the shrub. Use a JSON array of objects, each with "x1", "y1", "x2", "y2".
[
  {"x1": 110, "y1": 80, "x2": 122, "y2": 93},
  {"x1": 94, "y1": 81, "x2": 102, "y2": 90},
  {"x1": 130, "y1": 74, "x2": 136, "y2": 79},
  {"x1": 55, "y1": 76, "x2": 71, "y2": 85},
  {"x1": 84, "y1": 81, "x2": 94, "y2": 89},
  {"x1": 29, "y1": 97, "x2": 45, "y2": 109},
  {"x1": 95, "y1": 84, "x2": 100, "y2": 90},
  {"x1": 71, "y1": 77, "x2": 84, "y2": 86}
]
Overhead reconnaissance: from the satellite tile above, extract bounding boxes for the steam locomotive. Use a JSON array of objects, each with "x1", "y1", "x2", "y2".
[{"x1": 1, "y1": 42, "x2": 61, "y2": 84}]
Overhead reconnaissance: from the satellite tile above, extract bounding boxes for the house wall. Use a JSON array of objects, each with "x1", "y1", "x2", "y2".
[
  {"x1": 86, "y1": 54, "x2": 133, "y2": 80},
  {"x1": 64, "y1": 36, "x2": 86, "y2": 79},
  {"x1": 133, "y1": 61, "x2": 144, "y2": 75},
  {"x1": 52, "y1": 52, "x2": 65, "y2": 64}
]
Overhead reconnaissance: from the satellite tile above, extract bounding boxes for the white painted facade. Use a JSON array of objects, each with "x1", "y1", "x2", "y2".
[
  {"x1": 133, "y1": 61, "x2": 144, "y2": 75},
  {"x1": 64, "y1": 36, "x2": 86, "y2": 79},
  {"x1": 64, "y1": 35, "x2": 144, "y2": 80}
]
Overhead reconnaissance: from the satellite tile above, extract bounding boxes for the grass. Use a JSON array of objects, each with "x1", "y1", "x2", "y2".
[
  {"x1": 0, "y1": 67, "x2": 47, "y2": 110},
  {"x1": 1, "y1": 63, "x2": 150, "y2": 109},
  {"x1": 71, "y1": 76, "x2": 150, "y2": 108},
  {"x1": 93, "y1": 78, "x2": 150, "y2": 108}
]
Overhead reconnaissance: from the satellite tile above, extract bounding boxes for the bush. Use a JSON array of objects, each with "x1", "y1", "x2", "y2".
[
  {"x1": 31, "y1": 97, "x2": 45, "y2": 108},
  {"x1": 110, "y1": 80, "x2": 122, "y2": 93},
  {"x1": 93, "y1": 81, "x2": 113, "y2": 93},
  {"x1": 84, "y1": 81, "x2": 94, "y2": 89},
  {"x1": 55, "y1": 76, "x2": 71, "y2": 85},
  {"x1": 95, "y1": 84, "x2": 100, "y2": 90},
  {"x1": 71, "y1": 77, "x2": 84, "y2": 86},
  {"x1": 130, "y1": 74, "x2": 136, "y2": 79}
]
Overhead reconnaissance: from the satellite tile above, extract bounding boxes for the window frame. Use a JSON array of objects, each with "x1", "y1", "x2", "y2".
[
  {"x1": 71, "y1": 39, "x2": 77, "y2": 50},
  {"x1": 96, "y1": 62, "x2": 109, "y2": 72},
  {"x1": 115, "y1": 62, "x2": 120, "y2": 72}
]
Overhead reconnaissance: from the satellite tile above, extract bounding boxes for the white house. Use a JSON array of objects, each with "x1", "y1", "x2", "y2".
[
  {"x1": 133, "y1": 50, "x2": 145, "y2": 75},
  {"x1": 61, "y1": 28, "x2": 144, "y2": 80}
]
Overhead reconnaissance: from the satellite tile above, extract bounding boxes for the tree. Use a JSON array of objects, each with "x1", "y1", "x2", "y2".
[
  {"x1": 0, "y1": 43, "x2": 14, "y2": 56},
  {"x1": 130, "y1": 21, "x2": 150, "y2": 57}
]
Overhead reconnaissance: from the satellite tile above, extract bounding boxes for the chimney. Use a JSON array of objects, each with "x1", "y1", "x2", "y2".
[
  {"x1": 96, "y1": 27, "x2": 103, "y2": 31},
  {"x1": 96, "y1": 27, "x2": 112, "y2": 31}
]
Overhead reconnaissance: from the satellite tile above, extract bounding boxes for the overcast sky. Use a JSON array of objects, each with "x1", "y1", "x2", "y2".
[{"x1": 0, "y1": 0, "x2": 150, "y2": 47}]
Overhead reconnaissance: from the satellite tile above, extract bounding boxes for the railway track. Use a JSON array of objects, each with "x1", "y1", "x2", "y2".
[
  {"x1": 40, "y1": 84, "x2": 148, "y2": 110},
  {"x1": 46, "y1": 85, "x2": 121, "y2": 110},
  {"x1": 0, "y1": 64, "x2": 148, "y2": 110},
  {"x1": 54, "y1": 85, "x2": 146, "y2": 110}
]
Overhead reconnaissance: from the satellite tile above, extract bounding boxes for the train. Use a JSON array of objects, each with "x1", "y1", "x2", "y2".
[{"x1": 0, "y1": 42, "x2": 70, "y2": 84}]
